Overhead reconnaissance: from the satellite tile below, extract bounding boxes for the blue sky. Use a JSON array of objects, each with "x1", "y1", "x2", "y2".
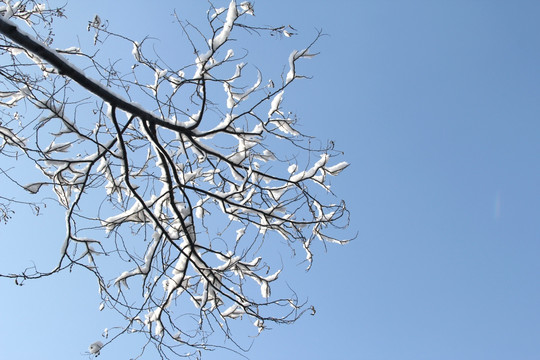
[{"x1": 1, "y1": 1, "x2": 540, "y2": 359}]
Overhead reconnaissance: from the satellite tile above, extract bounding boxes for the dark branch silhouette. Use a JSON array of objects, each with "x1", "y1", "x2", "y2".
[{"x1": 0, "y1": 1, "x2": 351, "y2": 358}]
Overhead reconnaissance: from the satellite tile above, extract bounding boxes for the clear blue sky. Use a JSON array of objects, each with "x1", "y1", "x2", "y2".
[{"x1": 1, "y1": 1, "x2": 539, "y2": 359}]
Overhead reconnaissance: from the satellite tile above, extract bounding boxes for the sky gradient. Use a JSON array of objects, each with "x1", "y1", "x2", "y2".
[{"x1": 1, "y1": 1, "x2": 539, "y2": 359}]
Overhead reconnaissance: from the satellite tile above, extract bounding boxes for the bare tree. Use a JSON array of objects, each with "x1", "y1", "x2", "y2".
[{"x1": 0, "y1": 1, "x2": 351, "y2": 358}]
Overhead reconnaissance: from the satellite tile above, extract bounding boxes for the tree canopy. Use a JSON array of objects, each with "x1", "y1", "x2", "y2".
[{"x1": 0, "y1": 1, "x2": 351, "y2": 358}]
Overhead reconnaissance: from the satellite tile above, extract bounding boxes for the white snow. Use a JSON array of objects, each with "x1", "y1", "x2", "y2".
[
  {"x1": 260, "y1": 280, "x2": 270, "y2": 298},
  {"x1": 325, "y1": 161, "x2": 349, "y2": 175},
  {"x1": 290, "y1": 154, "x2": 329, "y2": 183},
  {"x1": 286, "y1": 49, "x2": 317, "y2": 84},
  {"x1": 270, "y1": 119, "x2": 299, "y2": 136},
  {"x1": 211, "y1": 1, "x2": 238, "y2": 50},
  {"x1": 3, "y1": 1, "x2": 19, "y2": 20},
  {"x1": 144, "y1": 307, "x2": 164, "y2": 337},
  {"x1": 102, "y1": 198, "x2": 149, "y2": 232},
  {"x1": 235, "y1": 227, "x2": 245, "y2": 241},
  {"x1": 211, "y1": 7, "x2": 227, "y2": 19},
  {"x1": 23, "y1": 182, "x2": 45, "y2": 194},
  {"x1": 221, "y1": 303, "x2": 245, "y2": 318},
  {"x1": 0, "y1": 124, "x2": 26, "y2": 147},
  {"x1": 194, "y1": 1, "x2": 238, "y2": 78},
  {"x1": 267, "y1": 186, "x2": 288, "y2": 201},
  {"x1": 88, "y1": 341, "x2": 103, "y2": 355},
  {"x1": 33, "y1": 3, "x2": 46, "y2": 12},
  {"x1": 287, "y1": 164, "x2": 297, "y2": 174},
  {"x1": 44, "y1": 141, "x2": 72, "y2": 154},
  {"x1": 1, "y1": 85, "x2": 28, "y2": 107},
  {"x1": 132, "y1": 41, "x2": 141, "y2": 62},
  {"x1": 240, "y1": 2, "x2": 254, "y2": 15},
  {"x1": 268, "y1": 91, "x2": 284, "y2": 117}
]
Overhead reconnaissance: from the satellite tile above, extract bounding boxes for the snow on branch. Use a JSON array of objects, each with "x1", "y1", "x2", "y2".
[
  {"x1": 0, "y1": 1, "x2": 352, "y2": 358},
  {"x1": 0, "y1": 15, "x2": 190, "y2": 134}
]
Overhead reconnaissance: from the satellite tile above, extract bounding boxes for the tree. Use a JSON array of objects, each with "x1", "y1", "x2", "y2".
[{"x1": 0, "y1": 1, "x2": 351, "y2": 358}]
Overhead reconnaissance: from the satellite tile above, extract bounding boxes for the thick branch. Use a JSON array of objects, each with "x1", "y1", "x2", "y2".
[{"x1": 0, "y1": 17, "x2": 190, "y2": 134}]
